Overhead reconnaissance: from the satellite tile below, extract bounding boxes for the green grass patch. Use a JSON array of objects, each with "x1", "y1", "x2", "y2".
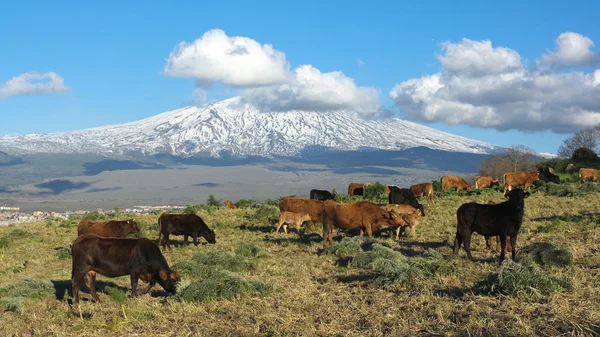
[
  {"x1": 517, "y1": 242, "x2": 574, "y2": 267},
  {"x1": 176, "y1": 269, "x2": 270, "y2": 303},
  {"x1": 54, "y1": 245, "x2": 72, "y2": 260},
  {"x1": 0, "y1": 279, "x2": 55, "y2": 314},
  {"x1": 235, "y1": 242, "x2": 268, "y2": 259}
]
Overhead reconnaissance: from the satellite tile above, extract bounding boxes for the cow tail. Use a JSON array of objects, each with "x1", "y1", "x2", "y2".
[{"x1": 157, "y1": 214, "x2": 163, "y2": 245}]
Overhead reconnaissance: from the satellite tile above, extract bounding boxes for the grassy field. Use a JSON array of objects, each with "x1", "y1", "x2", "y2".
[{"x1": 1, "y1": 189, "x2": 600, "y2": 336}]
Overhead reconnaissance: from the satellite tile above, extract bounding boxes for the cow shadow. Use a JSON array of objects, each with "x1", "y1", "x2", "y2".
[
  {"x1": 433, "y1": 287, "x2": 471, "y2": 299},
  {"x1": 265, "y1": 232, "x2": 323, "y2": 245},
  {"x1": 52, "y1": 280, "x2": 127, "y2": 302},
  {"x1": 531, "y1": 212, "x2": 600, "y2": 222},
  {"x1": 237, "y1": 224, "x2": 275, "y2": 234},
  {"x1": 395, "y1": 241, "x2": 448, "y2": 257}
]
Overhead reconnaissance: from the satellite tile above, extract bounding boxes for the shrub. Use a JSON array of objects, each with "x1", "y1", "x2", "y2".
[
  {"x1": 322, "y1": 236, "x2": 377, "y2": 259},
  {"x1": 262, "y1": 198, "x2": 281, "y2": 207},
  {"x1": 206, "y1": 194, "x2": 222, "y2": 207},
  {"x1": 250, "y1": 204, "x2": 279, "y2": 223},
  {"x1": 55, "y1": 245, "x2": 72, "y2": 260},
  {"x1": 82, "y1": 212, "x2": 108, "y2": 221},
  {"x1": 517, "y1": 242, "x2": 574, "y2": 267},
  {"x1": 334, "y1": 194, "x2": 364, "y2": 203},
  {"x1": 431, "y1": 180, "x2": 442, "y2": 192},
  {"x1": 176, "y1": 269, "x2": 270, "y2": 303},
  {"x1": 364, "y1": 182, "x2": 388, "y2": 201},
  {"x1": 474, "y1": 260, "x2": 572, "y2": 299},
  {"x1": 0, "y1": 279, "x2": 54, "y2": 313},
  {"x1": 183, "y1": 205, "x2": 199, "y2": 215},
  {"x1": 235, "y1": 243, "x2": 268, "y2": 258},
  {"x1": 235, "y1": 199, "x2": 258, "y2": 208}
]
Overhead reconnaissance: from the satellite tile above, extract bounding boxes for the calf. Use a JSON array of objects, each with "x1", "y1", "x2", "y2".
[
  {"x1": 157, "y1": 213, "x2": 216, "y2": 250},
  {"x1": 77, "y1": 219, "x2": 140, "y2": 238},
  {"x1": 410, "y1": 182, "x2": 434, "y2": 206},
  {"x1": 385, "y1": 204, "x2": 422, "y2": 240},
  {"x1": 309, "y1": 189, "x2": 335, "y2": 201},
  {"x1": 453, "y1": 189, "x2": 530, "y2": 263},
  {"x1": 388, "y1": 186, "x2": 425, "y2": 216},
  {"x1": 223, "y1": 200, "x2": 237, "y2": 209},
  {"x1": 322, "y1": 200, "x2": 403, "y2": 246},
  {"x1": 475, "y1": 176, "x2": 500, "y2": 189},
  {"x1": 579, "y1": 168, "x2": 598, "y2": 182},
  {"x1": 280, "y1": 197, "x2": 323, "y2": 232},
  {"x1": 71, "y1": 234, "x2": 180, "y2": 303},
  {"x1": 441, "y1": 175, "x2": 471, "y2": 192},
  {"x1": 275, "y1": 211, "x2": 311, "y2": 234}
]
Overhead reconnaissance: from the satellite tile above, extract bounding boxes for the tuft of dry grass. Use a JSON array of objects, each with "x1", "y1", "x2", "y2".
[{"x1": 0, "y1": 192, "x2": 600, "y2": 336}]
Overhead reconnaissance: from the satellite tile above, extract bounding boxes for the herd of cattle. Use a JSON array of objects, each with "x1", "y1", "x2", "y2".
[{"x1": 68, "y1": 167, "x2": 598, "y2": 303}]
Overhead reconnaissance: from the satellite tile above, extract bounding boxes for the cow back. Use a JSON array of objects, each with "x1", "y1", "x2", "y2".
[{"x1": 280, "y1": 197, "x2": 323, "y2": 223}]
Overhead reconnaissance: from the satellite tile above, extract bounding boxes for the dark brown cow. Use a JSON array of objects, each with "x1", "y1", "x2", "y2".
[
  {"x1": 71, "y1": 234, "x2": 180, "y2": 303},
  {"x1": 157, "y1": 213, "x2": 216, "y2": 250},
  {"x1": 322, "y1": 200, "x2": 403, "y2": 246},
  {"x1": 453, "y1": 189, "x2": 530, "y2": 263},
  {"x1": 441, "y1": 176, "x2": 471, "y2": 192},
  {"x1": 410, "y1": 182, "x2": 434, "y2": 206},
  {"x1": 475, "y1": 176, "x2": 500, "y2": 189},
  {"x1": 223, "y1": 200, "x2": 237, "y2": 209},
  {"x1": 579, "y1": 168, "x2": 598, "y2": 182},
  {"x1": 77, "y1": 219, "x2": 140, "y2": 238},
  {"x1": 279, "y1": 197, "x2": 323, "y2": 232},
  {"x1": 503, "y1": 171, "x2": 539, "y2": 193},
  {"x1": 483, "y1": 200, "x2": 512, "y2": 253}
]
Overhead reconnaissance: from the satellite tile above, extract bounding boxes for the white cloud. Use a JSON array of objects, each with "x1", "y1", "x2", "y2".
[
  {"x1": 540, "y1": 32, "x2": 598, "y2": 68},
  {"x1": 164, "y1": 29, "x2": 290, "y2": 88},
  {"x1": 390, "y1": 33, "x2": 600, "y2": 133},
  {"x1": 241, "y1": 65, "x2": 379, "y2": 114},
  {"x1": 165, "y1": 29, "x2": 380, "y2": 115},
  {"x1": 0, "y1": 72, "x2": 69, "y2": 99},
  {"x1": 438, "y1": 38, "x2": 522, "y2": 77}
]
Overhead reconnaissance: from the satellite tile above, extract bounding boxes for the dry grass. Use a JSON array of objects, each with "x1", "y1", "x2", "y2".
[{"x1": 1, "y1": 192, "x2": 600, "y2": 336}]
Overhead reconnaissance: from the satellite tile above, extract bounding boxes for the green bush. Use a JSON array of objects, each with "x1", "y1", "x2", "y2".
[
  {"x1": 235, "y1": 199, "x2": 258, "y2": 208},
  {"x1": 333, "y1": 193, "x2": 364, "y2": 203},
  {"x1": 206, "y1": 194, "x2": 222, "y2": 207},
  {"x1": 323, "y1": 236, "x2": 377, "y2": 259},
  {"x1": 0, "y1": 279, "x2": 54, "y2": 313},
  {"x1": 82, "y1": 212, "x2": 108, "y2": 221},
  {"x1": 176, "y1": 269, "x2": 270, "y2": 303},
  {"x1": 55, "y1": 245, "x2": 72, "y2": 260},
  {"x1": 262, "y1": 198, "x2": 281, "y2": 207},
  {"x1": 250, "y1": 204, "x2": 279, "y2": 223},
  {"x1": 431, "y1": 180, "x2": 442, "y2": 192},
  {"x1": 572, "y1": 147, "x2": 600, "y2": 163},
  {"x1": 517, "y1": 242, "x2": 573, "y2": 267},
  {"x1": 474, "y1": 260, "x2": 572, "y2": 299},
  {"x1": 364, "y1": 182, "x2": 388, "y2": 201},
  {"x1": 235, "y1": 243, "x2": 268, "y2": 258}
]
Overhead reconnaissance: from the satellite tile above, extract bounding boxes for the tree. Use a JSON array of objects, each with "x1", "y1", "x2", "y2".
[
  {"x1": 479, "y1": 145, "x2": 540, "y2": 178},
  {"x1": 571, "y1": 147, "x2": 600, "y2": 163},
  {"x1": 502, "y1": 145, "x2": 535, "y2": 172},
  {"x1": 557, "y1": 126, "x2": 599, "y2": 158}
]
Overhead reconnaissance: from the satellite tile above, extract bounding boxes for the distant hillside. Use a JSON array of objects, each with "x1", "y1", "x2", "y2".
[{"x1": 0, "y1": 150, "x2": 24, "y2": 166}]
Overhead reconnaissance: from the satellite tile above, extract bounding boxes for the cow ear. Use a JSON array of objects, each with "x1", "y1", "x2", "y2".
[
  {"x1": 170, "y1": 270, "x2": 179, "y2": 280},
  {"x1": 159, "y1": 270, "x2": 168, "y2": 281}
]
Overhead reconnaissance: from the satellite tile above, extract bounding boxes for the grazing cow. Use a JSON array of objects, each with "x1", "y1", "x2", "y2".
[
  {"x1": 453, "y1": 189, "x2": 530, "y2": 263},
  {"x1": 71, "y1": 234, "x2": 180, "y2": 303},
  {"x1": 322, "y1": 200, "x2": 403, "y2": 246},
  {"x1": 483, "y1": 200, "x2": 512, "y2": 253},
  {"x1": 410, "y1": 182, "x2": 434, "y2": 206},
  {"x1": 385, "y1": 204, "x2": 423, "y2": 240},
  {"x1": 77, "y1": 219, "x2": 140, "y2": 238},
  {"x1": 309, "y1": 189, "x2": 335, "y2": 201},
  {"x1": 157, "y1": 213, "x2": 216, "y2": 250},
  {"x1": 538, "y1": 167, "x2": 560, "y2": 184},
  {"x1": 279, "y1": 197, "x2": 323, "y2": 232},
  {"x1": 474, "y1": 176, "x2": 500, "y2": 189},
  {"x1": 348, "y1": 182, "x2": 372, "y2": 196},
  {"x1": 579, "y1": 168, "x2": 598, "y2": 182},
  {"x1": 388, "y1": 186, "x2": 425, "y2": 216},
  {"x1": 503, "y1": 171, "x2": 539, "y2": 193},
  {"x1": 223, "y1": 200, "x2": 237, "y2": 209},
  {"x1": 441, "y1": 176, "x2": 471, "y2": 193},
  {"x1": 275, "y1": 211, "x2": 312, "y2": 234}
]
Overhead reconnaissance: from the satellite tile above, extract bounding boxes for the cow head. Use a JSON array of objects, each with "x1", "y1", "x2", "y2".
[
  {"x1": 203, "y1": 228, "x2": 217, "y2": 244},
  {"x1": 387, "y1": 210, "x2": 406, "y2": 227},
  {"x1": 127, "y1": 219, "x2": 140, "y2": 234},
  {"x1": 417, "y1": 204, "x2": 425, "y2": 216},
  {"x1": 401, "y1": 208, "x2": 422, "y2": 226},
  {"x1": 504, "y1": 188, "x2": 530, "y2": 209},
  {"x1": 158, "y1": 270, "x2": 180, "y2": 294},
  {"x1": 490, "y1": 179, "x2": 500, "y2": 187}
]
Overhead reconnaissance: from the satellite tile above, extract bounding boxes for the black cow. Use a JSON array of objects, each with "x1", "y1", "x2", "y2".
[
  {"x1": 157, "y1": 213, "x2": 216, "y2": 250},
  {"x1": 453, "y1": 188, "x2": 530, "y2": 263},
  {"x1": 309, "y1": 189, "x2": 335, "y2": 201},
  {"x1": 538, "y1": 167, "x2": 560, "y2": 184},
  {"x1": 71, "y1": 234, "x2": 180, "y2": 303},
  {"x1": 388, "y1": 186, "x2": 425, "y2": 216}
]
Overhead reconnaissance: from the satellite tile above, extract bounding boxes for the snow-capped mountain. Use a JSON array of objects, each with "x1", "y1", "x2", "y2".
[{"x1": 0, "y1": 97, "x2": 500, "y2": 158}]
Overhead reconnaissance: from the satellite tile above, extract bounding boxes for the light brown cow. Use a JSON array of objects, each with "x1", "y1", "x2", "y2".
[
  {"x1": 223, "y1": 200, "x2": 237, "y2": 209},
  {"x1": 483, "y1": 200, "x2": 512, "y2": 253},
  {"x1": 503, "y1": 171, "x2": 539, "y2": 193},
  {"x1": 410, "y1": 182, "x2": 434, "y2": 206},
  {"x1": 275, "y1": 211, "x2": 312, "y2": 234},
  {"x1": 475, "y1": 176, "x2": 500, "y2": 189},
  {"x1": 579, "y1": 168, "x2": 598, "y2": 182},
  {"x1": 322, "y1": 200, "x2": 403, "y2": 246},
  {"x1": 385, "y1": 204, "x2": 423, "y2": 239},
  {"x1": 77, "y1": 219, "x2": 140, "y2": 238},
  {"x1": 348, "y1": 182, "x2": 373, "y2": 196},
  {"x1": 279, "y1": 197, "x2": 323, "y2": 232},
  {"x1": 441, "y1": 176, "x2": 471, "y2": 192}
]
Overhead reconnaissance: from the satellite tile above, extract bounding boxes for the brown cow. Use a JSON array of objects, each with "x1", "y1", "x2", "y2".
[
  {"x1": 385, "y1": 204, "x2": 423, "y2": 239},
  {"x1": 483, "y1": 201, "x2": 512, "y2": 253},
  {"x1": 348, "y1": 182, "x2": 372, "y2": 196},
  {"x1": 410, "y1": 182, "x2": 434, "y2": 206},
  {"x1": 441, "y1": 176, "x2": 471, "y2": 192},
  {"x1": 224, "y1": 200, "x2": 237, "y2": 209},
  {"x1": 579, "y1": 168, "x2": 598, "y2": 182},
  {"x1": 322, "y1": 200, "x2": 403, "y2": 246},
  {"x1": 157, "y1": 213, "x2": 216, "y2": 250},
  {"x1": 503, "y1": 171, "x2": 539, "y2": 193},
  {"x1": 279, "y1": 197, "x2": 323, "y2": 232},
  {"x1": 475, "y1": 176, "x2": 500, "y2": 189},
  {"x1": 275, "y1": 211, "x2": 311, "y2": 234},
  {"x1": 77, "y1": 219, "x2": 140, "y2": 238},
  {"x1": 71, "y1": 234, "x2": 179, "y2": 303}
]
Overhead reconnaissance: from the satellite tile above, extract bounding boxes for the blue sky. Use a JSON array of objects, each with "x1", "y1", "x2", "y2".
[{"x1": 1, "y1": 0, "x2": 599, "y2": 154}]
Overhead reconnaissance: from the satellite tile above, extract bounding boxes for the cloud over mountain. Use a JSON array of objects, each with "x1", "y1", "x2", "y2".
[{"x1": 0, "y1": 72, "x2": 69, "y2": 99}]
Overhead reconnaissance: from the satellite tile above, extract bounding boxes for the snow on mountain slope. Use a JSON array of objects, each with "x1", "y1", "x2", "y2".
[{"x1": 0, "y1": 97, "x2": 500, "y2": 157}]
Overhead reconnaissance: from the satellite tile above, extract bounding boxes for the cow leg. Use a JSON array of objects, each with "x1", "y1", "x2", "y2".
[
  {"x1": 485, "y1": 236, "x2": 493, "y2": 250},
  {"x1": 130, "y1": 274, "x2": 139, "y2": 298},
  {"x1": 142, "y1": 280, "x2": 156, "y2": 294},
  {"x1": 192, "y1": 232, "x2": 199, "y2": 246},
  {"x1": 84, "y1": 271, "x2": 100, "y2": 303},
  {"x1": 495, "y1": 236, "x2": 502, "y2": 253},
  {"x1": 452, "y1": 233, "x2": 463, "y2": 255},
  {"x1": 410, "y1": 226, "x2": 416, "y2": 239},
  {"x1": 183, "y1": 235, "x2": 189, "y2": 246},
  {"x1": 510, "y1": 236, "x2": 518, "y2": 261},
  {"x1": 359, "y1": 229, "x2": 364, "y2": 236},
  {"x1": 499, "y1": 235, "x2": 507, "y2": 264},
  {"x1": 506, "y1": 235, "x2": 513, "y2": 253},
  {"x1": 71, "y1": 270, "x2": 88, "y2": 304},
  {"x1": 275, "y1": 220, "x2": 284, "y2": 234},
  {"x1": 283, "y1": 224, "x2": 289, "y2": 234},
  {"x1": 462, "y1": 234, "x2": 475, "y2": 261},
  {"x1": 365, "y1": 225, "x2": 373, "y2": 238}
]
